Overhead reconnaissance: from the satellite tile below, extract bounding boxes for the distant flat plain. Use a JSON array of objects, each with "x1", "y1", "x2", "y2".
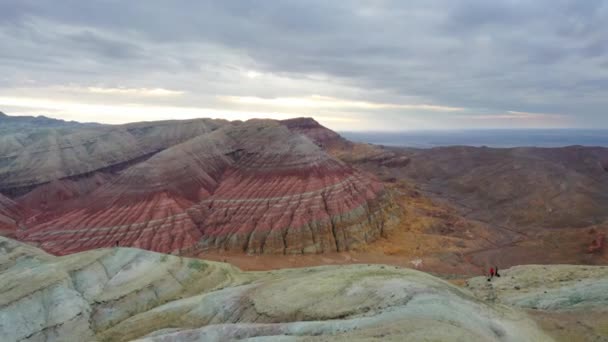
[{"x1": 341, "y1": 129, "x2": 608, "y2": 148}]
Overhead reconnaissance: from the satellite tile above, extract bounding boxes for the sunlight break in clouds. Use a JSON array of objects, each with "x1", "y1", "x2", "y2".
[
  {"x1": 0, "y1": 96, "x2": 357, "y2": 126},
  {"x1": 85, "y1": 87, "x2": 184, "y2": 96},
  {"x1": 462, "y1": 111, "x2": 566, "y2": 120},
  {"x1": 219, "y1": 95, "x2": 464, "y2": 112},
  {"x1": 0, "y1": 96, "x2": 279, "y2": 123},
  {"x1": 455, "y1": 110, "x2": 572, "y2": 128},
  {"x1": 245, "y1": 71, "x2": 262, "y2": 79}
]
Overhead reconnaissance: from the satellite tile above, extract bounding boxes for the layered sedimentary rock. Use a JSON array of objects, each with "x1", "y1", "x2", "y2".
[
  {"x1": 191, "y1": 120, "x2": 393, "y2": 254},
  {"x1": 16, "y1": 173, "x2": 114, "y2": 214},
  {"x1": 11, "y1": 117, "x2": 393, "y2": 255},
  {"x1": 0, "y1": 237, "x2": 552, "y2": 342},
  {"x1": 0, "y1": 194, "x2": 21, "y2": 237}
]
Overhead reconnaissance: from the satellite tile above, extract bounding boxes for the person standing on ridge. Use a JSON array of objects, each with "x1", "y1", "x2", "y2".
[{"x1": 495, "y1": 266, "x2": 500, "y2": 277}]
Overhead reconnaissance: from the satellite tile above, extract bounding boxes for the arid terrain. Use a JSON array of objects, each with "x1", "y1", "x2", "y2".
[
  {"x1": 1, "y1": 112, "x2": 605, "y2": 274},
  {"x1": 1, "y1": 112, "x2": 608, "y2": 341}
]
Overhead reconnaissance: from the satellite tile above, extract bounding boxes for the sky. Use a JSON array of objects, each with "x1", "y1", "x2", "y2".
[{"x1": 0, "y1": 0, "x2": 607, "y2": 131}]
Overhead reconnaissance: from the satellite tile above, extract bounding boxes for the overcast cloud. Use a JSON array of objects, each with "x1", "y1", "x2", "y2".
[{"x1": 0, "y1": 0, "x2": 607, "y2": 130}]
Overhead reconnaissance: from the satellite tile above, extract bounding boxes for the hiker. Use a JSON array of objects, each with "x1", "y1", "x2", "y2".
[
  {"x1": 488, "y1": 267, "x2": 495, "y2": 281},
  {"x1": 495, "y1": 266, "x2": 501, "y2": 277},
  {"x1": 115, "y1": 240, "x2": 119, "y2": 247}
]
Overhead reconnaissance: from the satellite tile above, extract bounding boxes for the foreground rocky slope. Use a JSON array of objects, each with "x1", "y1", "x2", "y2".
[
  {"x1": 468, "y1": 264, "x2": 608, "y2": 311},
  {"x1": 467, "y1": 264, "x2": 608, "y2": 341},
  {"x1": 0, "y1": 237, "x2": 554, "y2": 342}
]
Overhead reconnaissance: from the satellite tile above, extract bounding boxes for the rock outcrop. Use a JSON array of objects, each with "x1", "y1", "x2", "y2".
[
  {"x1": 280, "y1": 117, "x2": 349, "y2": 149},
  {"x1": 588, "y1": 233, "x2": 606, "y2": 254},
  {"x1": 0, "y1": 237, "x2": 552, "y2": 342},
  {"x1": 467, "y1": 264, "x2": 608, "y2": 311},
  {"x1": 466, "y1": 264, "x2": 608, "y2": 341},
  {"x1": 5, "y1": 116, "x2": 395, "y2": 255}
]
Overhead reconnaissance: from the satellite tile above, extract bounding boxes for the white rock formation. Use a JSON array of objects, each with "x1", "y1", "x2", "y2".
[{"x1": 0, "y1": 237, "x2": 555, "y2": 341}]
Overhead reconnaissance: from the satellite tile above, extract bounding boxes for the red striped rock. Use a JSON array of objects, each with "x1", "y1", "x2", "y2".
[
  {"x1": 16, "y1": 119, "x2": 395, "y2": 255},
  {"x1": 24, "y1": 192, "x2": 202, "y2": 255},
  {"x1": 17, "y1": 173, "x2": 113, "y2": 213}
]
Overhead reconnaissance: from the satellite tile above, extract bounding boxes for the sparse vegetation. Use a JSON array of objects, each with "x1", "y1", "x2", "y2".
[{"x1": 188, "y1": 259, "x2": 207, "y2": 271}]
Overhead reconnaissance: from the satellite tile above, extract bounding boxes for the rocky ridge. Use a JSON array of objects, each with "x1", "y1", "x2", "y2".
[{"x1": 0, "y1": 118, "x2": 228, "y2": 195}]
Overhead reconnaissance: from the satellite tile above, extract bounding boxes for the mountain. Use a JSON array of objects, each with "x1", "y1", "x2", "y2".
[
  {"x1": 0, "y1": 114, "x2": 395, "y2": 255},
  {"x1": 1, "y1": 112, "x2": 607, "y2": 271},
  {"x1": 0, "y1": 111, "x2": 94, "y2": 132}
]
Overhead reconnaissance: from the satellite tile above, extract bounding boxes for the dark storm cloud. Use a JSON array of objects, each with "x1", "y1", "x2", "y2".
[{"x1": 0, "y1": 0, "x2": 607, "y2": 128}]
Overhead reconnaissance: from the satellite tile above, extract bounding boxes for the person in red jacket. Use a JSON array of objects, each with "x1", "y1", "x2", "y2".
[{"x1": 488, "y1": 267, "x2": 495, "y2": 281}]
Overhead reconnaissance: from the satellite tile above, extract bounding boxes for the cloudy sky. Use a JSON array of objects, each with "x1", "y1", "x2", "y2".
[{"x1": 1, "y1": 1, "x2": 607, "y2": 131}]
